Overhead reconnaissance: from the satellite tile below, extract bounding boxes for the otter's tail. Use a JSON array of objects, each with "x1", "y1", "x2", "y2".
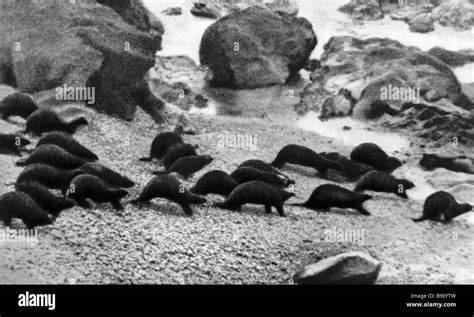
[
  {"x1": 152, "y1": 170, "x2": 168, "y2": 176},
  {"x1": 291, "y1": 202, "x2": 307, "y2": 208},
  {"x1": 188, "y1": 194, "x2": 207, "y2": 205},
  {"x1": 412, "y1": 216, "x2": 427, "y2": 223},
  {"x1": 67, "y1": 117, "x2": 88, "y2": 134},
  {"x1": 139, "y1": 157, "x2": 153, "y2": 162},
  {"x1": 15, "y1": 160, "x2": 28, "y2": 167}
]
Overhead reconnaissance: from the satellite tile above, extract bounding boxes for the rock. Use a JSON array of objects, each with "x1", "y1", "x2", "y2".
[
  {"x1": 428, "y1": 47, "x2": 474, "y2": 67},
  {"x1": 199, "y1": 6, "x2": 317, "y2": 89},
  {"x1": 0, "y1": 0, "x2": 164, "y2": 121},
  {"x1": 426, "y1": 169, "x2": 474, "y2": 189},
  {"x1": 190, "y1": 1, "x2": 299, "y2": 19},
  {"x1": 266, "y1": 0, "x2": 299, "y2": 16},
  {"x1": 301, "y1": 35, "x2": 473, "y2": 146},
  {"x1": 338, "y1": 0, "x2": 384, "y2": 20},
  {"x1": 445, "y1": 184, "x2": 474, "y2": 205},
  {"x1": 162, "y1": 7, "x2": 183, "y2": 16},
  {"x1": 147, "y1": 55, "x2": 209, "y2": 111},
  {"x1": 431, "y1": 0, "x2": 474, "y2": 31},
  {"x1": 191, "y1": 2, "x2": 226, "y2": 19},
  {"x1": 293, "y1": 251, "x2": 382, "y2": 285},
  {"x1": 409, "y1": 14, "x2": 435, "y2": 33}
]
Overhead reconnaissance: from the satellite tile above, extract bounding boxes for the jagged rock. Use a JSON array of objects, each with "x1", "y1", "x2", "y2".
[
  {"x1": 431, "y1": 0, "x2": 474, "y2": 31},
  {"x1": 191, "y1": 2, "x2": 225, "y2": 19},
  {"x1": 428, "y1": 47, "x2": 474, "y2": 67},
  {"x1": 0, "y1": 0, "x2": 164, "y2": 121},
  {"x1": 190, "y1": 1, "x2": 299, "y2": 19},
  {"x1": 409, "y1": 14, "x2": 434, "y2": 33},
  {"x1": 162, "y1": 7, "x2": 183, "y2": 16},
  {"x1": 147, "y1": 55, "x2": 209, "y2": 111},
  {"x1": 338, "y1": 0, "x2": 384, "y2": 20},
  {"x1": 199, "y1": 6, "x2": 317, "y2": 89},
  {"x1": 301, "y1": 36, "x2": 473, "y2": 146},
  {"x1": 293, "y1": 251, "x2": 382, "y2": 285}
]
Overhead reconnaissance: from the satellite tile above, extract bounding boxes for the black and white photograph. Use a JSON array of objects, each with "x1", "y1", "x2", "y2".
[{"x1": 0, "y1": 0, "x2": 473, "y2": 313}]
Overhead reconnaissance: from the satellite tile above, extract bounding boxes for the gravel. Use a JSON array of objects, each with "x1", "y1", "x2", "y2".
[{"x1": 0, "y1": 102, "x2": 473, "y2": 284}]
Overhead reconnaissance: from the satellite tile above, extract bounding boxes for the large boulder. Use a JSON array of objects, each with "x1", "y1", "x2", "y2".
[
  {"x1": 0, "y1": 0, "x2": 164, "y2": 121},
  {"x1": 199, "y1": 6, "x2": 317, "y2": 89},
  {"x1": 293, "y1": 251, "x2": 382, "y2": 285}
]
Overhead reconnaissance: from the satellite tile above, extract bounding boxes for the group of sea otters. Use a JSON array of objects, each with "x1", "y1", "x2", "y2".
[{"x1": 0, "y1": 92, "x2": 472, "y2": 229}]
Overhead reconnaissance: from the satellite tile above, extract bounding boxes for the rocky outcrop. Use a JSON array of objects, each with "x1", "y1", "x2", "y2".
[
  {"x1": 147, "y1": 55, "x2": 209, "y2": 111},
  {"x1": 428, "y1": 47, "x2": 474, "y2": 67},
  {"x1": 431, "y1": 0, "x2": 474, "y2": 31},
  {"x1": 341, "y1": 0, "x2": 474, "y2": 32},
  {"x1": 339, "y1": 0, "x2": 384, "y2": 20},
  {"x1": 0, "y1": 0, "x2": 164, "y2": 121},
  {"x1": 293, "y1": 251, "x2": 382, "y2": 285},
  {"x1": 162, "y1": 7, "x2": 183, "y2": 16},
  {"x1": 199, "y1": 6, "x2": 317, "y2": 89},
  {"x1": 408, "y1": 14, "x2": 434, "y2": 33},
  {"x1": 299, "y1": 36, "x2": 474, "y2": 146},
  {"x1": 190, "y1": 0, "x2": 299, "y2": 19}
]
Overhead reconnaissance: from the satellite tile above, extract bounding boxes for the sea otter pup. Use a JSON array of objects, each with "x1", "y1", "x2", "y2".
[
  {"x1": 190, "y1": 170, "x2": 239, "y2": 197},
  {"x1": 419, "y1": 154, "x2": 473, "y2": 174},
  {"x1": 0, "y1": 191, "x2": 54, "y2": 229},
  {"x1": 37, "y1": 132, "x2": 98, "y2": 161},
  {"x1": 293, "y1": 184, "x2": 372, "y2": 216},
  {"x1": 354, "y1": 170, "x2": 415, "y2": 198},
  {"x1": 413, "y1": 191, "x2": 472, "y2": 223},
  {"x1": 350, "y1": 143, "x2": 402, "y2": 173},
  {"x1": 16, "y1": 144, "x2": 87, "y2": 169},
  {"x1": 25, "y1": 108, "x2": 88, "y2": 136},
  {"x1": 272, "y1": 144, "x2": 344, "y2": 176},
  {"x1": 130, "y1": 174, "x2": 206, "y2": 216},
  {"x1": 15, "y1": 181, "x2": 75, "y2": 216},
  {"x1": 213, "y1": 181, "x2": 295, "y2": 217},
  {"x1": 66, "y1": 174, "x2": 128, "y2": 211},
  {"x1": 0, "y1": 92, "x2": 39, "y2": 120},
  {"x1": 140, "y1": 127, "x2": 184, "y2": 162}
]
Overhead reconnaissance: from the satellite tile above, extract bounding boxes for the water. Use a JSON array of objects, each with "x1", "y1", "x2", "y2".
[
  {"x1": 295, "y1": 112, "x2": 410, "y2": 154},
  {"x1": 454, "y1": 63, "x2": 474, "y2": 84}
]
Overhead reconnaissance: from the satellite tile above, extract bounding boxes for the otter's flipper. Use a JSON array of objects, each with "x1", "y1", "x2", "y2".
[
  {"x1": 111, "y1": 200, "x2": 124, "y2": 211},
  {"x1": 180, "y1": 204, "x2": 193, "y2": 216}
]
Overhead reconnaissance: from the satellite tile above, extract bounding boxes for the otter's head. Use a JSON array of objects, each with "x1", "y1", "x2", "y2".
[
  {"x1": 419, "y1": 154, "x2": 438, "y2": 170},
  {"x1": 201, "y1": 155, "x2": 214, "y2": 164},
  {"x1": 402, "y1": 180, "x2": 416, "y2": 190},
  {"x1": 283, "y1": 191, "x2": 296, "y2": 201},
  {"x1": 386, "y1": 157, "x2": 402, "y2": 172},
  {"x1": 115, "y1": 189, "x2": 129, "y2": 199}
]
